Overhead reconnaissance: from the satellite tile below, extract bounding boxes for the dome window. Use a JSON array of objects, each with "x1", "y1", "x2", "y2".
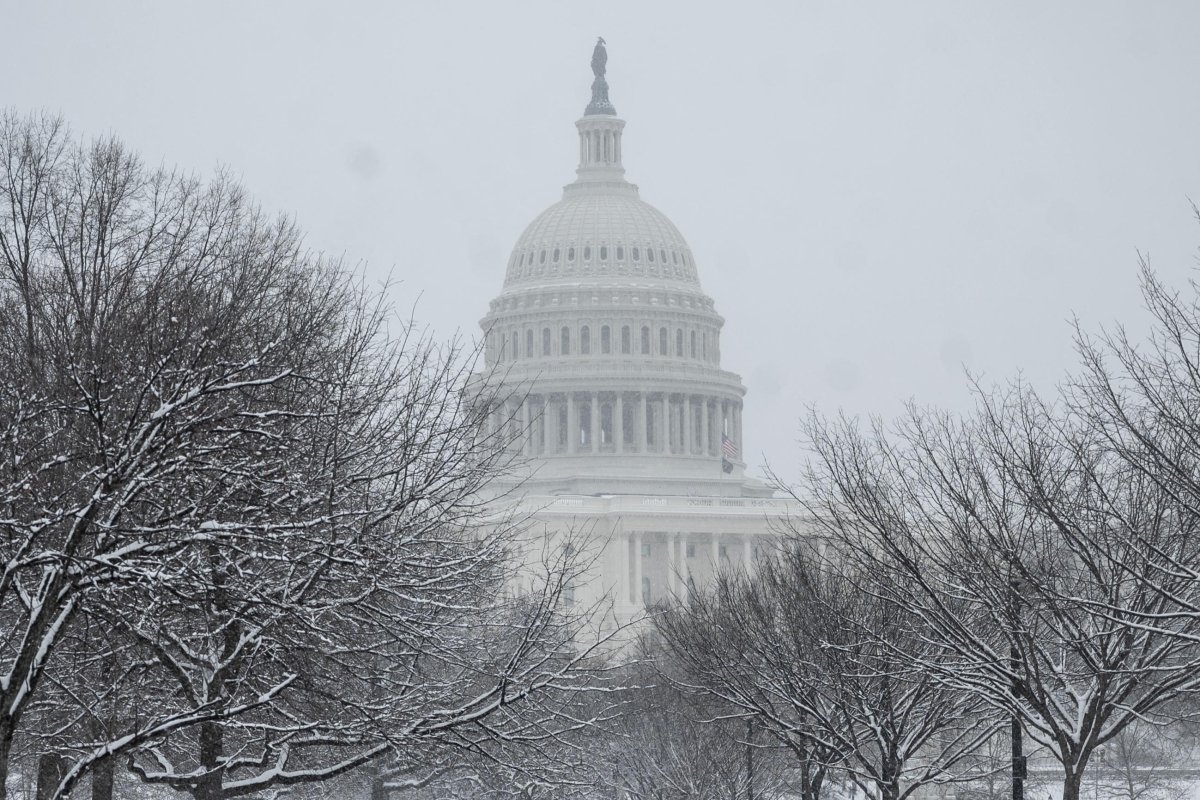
[
  {"x1": 659, "y1": 327, "x2": 668, "y2": 356},
  {"x1": 526, "y1": 329, "x2": 534, "y2": 358},
  {"x1": 600, "y1": 245, "x2": 608, "y2": 260},
  {"x1": 601, "y1": 325, "x2": 611, "y2": 354},
  {"x1": 616, "y1": 246, "x2": 624, "y2": 261},
  {"x1": 676, "y1": 329, "x2": 684, "y2": 357},
  {"x1": 584, "y1": 246, "x2": 591, "y2": 260},
  {"x1": 661, "y1": 249, "x2": 668, "y2": 264},
  {"x1": 519, "y1": 253, "x2": 525, "y2": 266},
  {"x1": 632, "y1": 247, "x2": 640, "y2": 262},
  {"x1": 640, "y1": 326, "x2": 651, "y2": 355},
  {"x1": 567, "y1": 247, "x2": 575, "y2": 262},
  {"x1": 553, "y1": 248, "x2": 560, "y2": 263},
  {"x1": 690, "y1": 331, "x2": 697, "y2": 359},
  {"x1": 539, "y1": 250, "x2": 546, "y2": 264},
  {"x1": 560, "y1": 326, "x2": 570, "y2": 355},
  {"x1": 621, "y1": 326, "x2": 631, "y2": 354},
  {"x1": 647, "y1": 248, "x2": 654, "y2": 263},
  {"x1": 542, "y1": 328, "x2": 551, "y2": 356},
  {"x1": 580, "y1": 325, "x2": 591, "y2": 355},
  {"x1": 672, "y1": 251, "x2": 678, "y2": 265}
]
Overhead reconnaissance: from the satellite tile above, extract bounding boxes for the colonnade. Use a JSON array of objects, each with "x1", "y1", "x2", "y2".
[
  {"x1": 488, "y1": 391, "x2": 743, "y2": 459},
  {"x1": 579, "y1": 127, "x2": 622, "y2": 166},
  {"x1": 618, "y1": 530, "x2": 759, "y2": 608}
]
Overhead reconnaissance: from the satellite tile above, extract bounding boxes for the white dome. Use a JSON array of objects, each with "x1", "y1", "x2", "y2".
[{"x1": 503, "y1": 191, "x2": 700, "y2": 289}]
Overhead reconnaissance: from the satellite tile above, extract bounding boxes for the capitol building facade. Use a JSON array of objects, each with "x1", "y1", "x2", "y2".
[{"x1": 479, "y1": 41, "x2": 796, "y2": 622}]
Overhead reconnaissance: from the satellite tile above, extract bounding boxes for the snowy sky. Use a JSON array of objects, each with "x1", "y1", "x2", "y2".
[{"x1": 4, "y1": 1, "x2": 1200, "y2": 485}]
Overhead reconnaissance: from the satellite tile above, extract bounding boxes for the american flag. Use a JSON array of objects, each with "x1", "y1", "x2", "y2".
[{"x1": 721, "y1": 434, "x2": 737, "y2": 461}]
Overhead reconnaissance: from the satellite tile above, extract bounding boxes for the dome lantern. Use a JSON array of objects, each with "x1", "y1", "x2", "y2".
[{"x1": 574, "y1": 37, "x2": 629, "y2": 190}]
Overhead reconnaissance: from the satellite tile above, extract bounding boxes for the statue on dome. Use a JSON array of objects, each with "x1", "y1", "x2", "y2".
[
  {"x1": 591, "y1": 37, "x2": 607, "y2": 78},
  {"x1": 585, "y1": 36, "x2": 616, "y2": 116}
]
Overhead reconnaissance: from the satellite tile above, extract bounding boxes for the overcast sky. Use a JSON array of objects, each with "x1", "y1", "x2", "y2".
[{"x1": 5, "y1": 1, "x2": 1200, "y2": 485}]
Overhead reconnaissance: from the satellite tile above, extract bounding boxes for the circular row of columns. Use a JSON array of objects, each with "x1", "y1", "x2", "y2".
[
  {"x1": 579, "y1": 127, "x2": 622, "y2": 167},
  {"x1": 490, "y1": 391, "x2": 743, "y2": 458},
  {"x1": 619, "y1": 531, "x2": 759, "y2": 608}
]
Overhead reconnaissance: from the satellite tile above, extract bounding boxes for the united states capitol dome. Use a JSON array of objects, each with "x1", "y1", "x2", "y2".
[
  {"x1": 478, "y1": 38, "x2": 765, "y2": 498},
  {"x1": 503, "y1": 192, "x2": 700, "y2": 289}
]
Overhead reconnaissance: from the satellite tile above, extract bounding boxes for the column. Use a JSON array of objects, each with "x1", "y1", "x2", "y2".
[
  {"x1": 632, "y1": 532, "x2": 644, "y2": 607},
  {"x1": 667, "y1": 534, "x2": 676, "y2": 597},
  {"x1": 638, "y1": 393, "x2": 648, "y2": 452},
  {"x1": 684, "y1": 396, "x2": 693, "y2": 455},
  {"x1": 541, "y1": 395, "x2": 550, "y2": 455},
  {"x1": 701, "y1": 398, "x2": 710, "y2": 456},
  {"x1": 567, "y1": 394, "x2": 577, "y2": 455},
  {"x1": 679, "y1": 535, "x2": 691, "y2": 605},
  {"x1": 591, "y1": 393, "x2": 601, "y2": 452},
  {"x1": 711, "y1": 532, "x2": 721, "y2": 570},
  {"x1": 619, "y1": 530, "x2": 631, "y2": 609},
  {"x1": 521, "y1": 399, "x2": 531, "y2": 456},
  {"x1": 660, "y1": 394, "x2": 669, "y2": 453},
  {"x1": 615, "y1": 393, "x2": 625, "y2": 454},
  {"x1": 729, "y1": 400, "x2": 739, "y2": 455}
]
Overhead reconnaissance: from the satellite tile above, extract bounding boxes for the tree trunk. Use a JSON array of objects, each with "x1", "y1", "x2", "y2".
[
  {"x1": 92, "y1": 755, "x2": 114, "y2": 800},
  {"x1": 195, "y1": 721, "x2": 224, "y2": 800},
  {"x1": 369, "y1": 769, "x2": 387, "y2": 800},
  {"x1": 0, "y1": 727, "x2": 10, "y2": 800},
  {"x1": 1062, "y1": 767, "x2": 1084, "y2": 800},
  {"x1": 36, "y1": 753, "x2": 66, "y2": 800}
]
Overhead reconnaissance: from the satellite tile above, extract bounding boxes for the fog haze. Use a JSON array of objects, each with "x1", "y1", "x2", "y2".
[{"x1": 5, "y1": 1, "x2": 1200, "y2": 484}]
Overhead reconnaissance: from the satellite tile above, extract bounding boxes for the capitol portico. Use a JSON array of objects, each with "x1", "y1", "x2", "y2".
[{"x1": 479, "y1": 39, "x2": 796, "y2": 622}]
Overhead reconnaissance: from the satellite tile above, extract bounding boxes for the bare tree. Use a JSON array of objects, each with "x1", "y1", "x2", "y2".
[
  {"x1": 797, "y1": 380, "x2": 1200, "y2": 800},
  {"x1": 0, "y1": 110, "x2": 611, "y2": 800},
  {"x1": 656, "y1": 542, "x2": 992, "y2": 800}
]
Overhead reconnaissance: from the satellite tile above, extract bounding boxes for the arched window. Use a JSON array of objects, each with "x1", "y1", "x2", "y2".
[
  {"x1": 690, "y1": 330, "x2": 697, "y2": 358},
  {"x1": 584, "y1": 246, "x2": 591, "y2": 260},
  {"x1": 702, "y1": 333, "x2": 708, "y2": 361},
  {"x1": 672, "y1": 251, "x2": 678, "y2": 265},
  {"x1": 539, "y1": 250, "x2": 546, "y2": 264},
  {"x1": 514, "y1": 331, "x2": 522, "y2": 359},
  {"x1": 601, "y1": 325, "x2": 611, "y2": 354},
  {"x1": 552, "y1": 248, "x2": 560, "y2": 263},
  {"x1": 616, "y1": 246, "x2": 624, "y2": 260},
  {"x1": 580, "y1": 325, "x2": 591, "y2": 355},
  {"x1": 567, "y1": 247, "x2": 575, "y2": 262},
  {"x1": 600, "y1": 245, "x2": 608, "y2": 260},
  {"x1": 661, "y1": 249, "x2": 668, "y2": 264},
  {"x1": 621, "y1": 326, "x2": 632, "y2": 354},
  {"x1": 676, "y1": 329, "x2": 684, "y2": 357},
  {"x1": 526, "y1": 329, "x2": 534, "y2": 358},
  {"x1": 647, "y1": 248, "x2": 655, "y2": 262},
  {"x1": 641, "y1": 326, "x2": 651, "y2": 355},
  {"x1": 632, "y1": 247, "x2": 640, "y2": 262},
  {"x1": 659, "y1": 327, "x2": 668, "y2": 356},
  {"x1": 542, "y1": 328, "x2": 551, "y2": 356},
  {"x1": 560, "y1": 326, "x2": 570, "y2": 355},
  {"x1": 519, "y1": 253, "x2": 525, "y2": 266}
]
